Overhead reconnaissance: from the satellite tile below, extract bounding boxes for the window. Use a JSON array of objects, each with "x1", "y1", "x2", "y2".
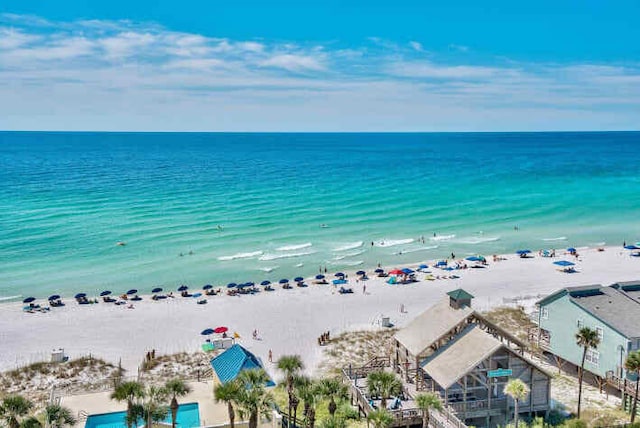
[
  {"x1": 577, "y1": 319, "x2": 584, "y2": 328},
  {"x1": 541, "y1": 307, "x2": 549, "y2": 320},
  {"x1": 586, "y1": 349, "x2": 600, "y2": 366},
  {"x1": 597, "y1": 327, "x2": 604, "y2": 341}
]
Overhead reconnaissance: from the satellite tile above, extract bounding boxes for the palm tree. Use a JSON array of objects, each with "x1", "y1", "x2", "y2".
[
  {"x1": 575, "y1": 327, "x2": 600, "y2": 419},
  {"x1": 277, "y1": 355, "x2": 304, "y2": 428},
  {"x1": 235, "y1": 369, "x2": 275, "y2": 428},
  {"x1": 296, "y1": 378, "x2": 322, "y2": 428},
  {"x1": 319, "y1": 416, "x2": 346, "y2": 428},
  {"x1": 414, "y1": 393, "x2": 442, "y2": 428},
  {"x1": 110, "y1": 381, "x2": 144, "y2": 428},
  {"x1": 44, "y1": 404, "x2": 77, "y2": 428},
  {"x1": 625, "y1": 351, "x2": 640, "y2": 423},
  {"x1": 0, "y1": 395, "x2": 34, "y2": 428},
  {"x1": 214, "y1": 381, "x2": 242, "y2": 428},
  {"x1": 165, "y1": 379, "x2": 192, "y2": 428},
  {"x1": 319, "y1": 378, "x2": 348, "y2": 417},
  {"x1": 504, "y1": 379, "x2": 529, "y2": 428},
  {"x1": 367, "y1": 409, "x2": 394, "y2": 428},
  {"x1": 367, "y1": 371, "x2": 402, "y2": 410},
  {"x1": 140, "y1": 385, "x2": 169, "y2": 428},
  {"x1": 19, "y1": 417, "x2": 42, "y2": 428}
]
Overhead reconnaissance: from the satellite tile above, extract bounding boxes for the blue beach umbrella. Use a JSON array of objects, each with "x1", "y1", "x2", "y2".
[
  {"x1": 374, "y1": 269, "x2": 384, "y2": 273},
  {"x1": 279, "y1": 278, "x2": 289, "y2": 284},
  {"x1": 435, "y1": 261, "x2": 447, "y2": 267},
  {"x1": 192, "y1": 292, "x2": 202, "y2": 298},
  {"x1": 624, "y1": 245, "x2": 639, "y2": 250},
  {"x1": 315, "y1": 274, "x2": 325, "y2": 280},
  {"x1": 419, "y1": 264, "x2": 429, "y2": 269},
  {"x1": 203, "y1": 284, "x2": 213, "y2": 290},
  {"x1": 100, "y1": 290, "x2": 112, "y2": 296},
  {"x1": 152, "y1": 287, "x2": 163, "y2": 293},
  {"x1": 75, "y1": 293, "x2": 86, "y2": 299},
  {"x1": 201, "y1": 328, "x2": 214, "y2": 336},
  {"x1": 466, "y1": 256, "x2": 483, "y2": 262},
  {"x1": 178, "y1": 285, "x2": 189, "y2": 291},
  {"x1": 356, "y1": 270, "x2": 366, "y2": 275},
  {"x1": 227, "y1": 283, "x2": 237, "y2": 288},
  {"x1": 567, "y1": 247, "x2": 577, "y2": 253},
  {"x1": 23, "y1": 297, "x2": 36, "y2": 303},
  {"x1": 245, "y1": 282, "x2": 255, "y2": 287},
  {"x1": 516, "y1": 250, "x2": 531, "y2": 255},
  {"x1": 402, "y1": 268, "x2": 414, "y2": 274},
  {"x1": 554, "y1": 260, "x2": 575, "y2": 267},
  {"x1": 294, "y1": 277, "x2": 304, "y2": 282},
  {"x1": 335, "y1": 272, "x2": 345, "y2": 277},
  {"x1": 261, "y1": 280, "x2": 271, "y2": 286},
  {"x1": 48, "y1": 295, "x2": 60, "y2": 301},
  {"x1": 127, "y1": 289, "x2": 137, "y2": 295}
]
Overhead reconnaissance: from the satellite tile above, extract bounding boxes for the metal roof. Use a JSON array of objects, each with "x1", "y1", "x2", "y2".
[
  {"x1": 210, "y1": 344, "x2": 275, "y2": 386},
  {"x1": 569, "y1": 285, "x2": 640, "y2": 338}
]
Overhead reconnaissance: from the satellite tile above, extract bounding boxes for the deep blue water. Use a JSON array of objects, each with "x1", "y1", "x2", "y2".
[{"x1": 1, "y1": 132, "x2": 639, "y2": 299}]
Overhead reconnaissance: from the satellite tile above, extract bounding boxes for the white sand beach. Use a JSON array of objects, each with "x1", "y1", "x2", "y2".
[{"x1": 1, "y1": 246, "x2": 638, "y2": 378}]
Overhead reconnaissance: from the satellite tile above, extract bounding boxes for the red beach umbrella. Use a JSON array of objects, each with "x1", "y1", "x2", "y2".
[
  {"x1": 214, "y1": 326, "x2": 228, "y2": 334},
  {"x1": 389, "y1": 269, "x2": 404, "y2": 275}
]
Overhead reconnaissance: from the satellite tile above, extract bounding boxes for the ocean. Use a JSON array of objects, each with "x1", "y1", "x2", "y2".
[{"x1": 1, "y1": 131, "x2": 639, "y2": 300}]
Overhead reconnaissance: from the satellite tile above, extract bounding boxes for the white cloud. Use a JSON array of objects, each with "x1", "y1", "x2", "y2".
[
  {"x1": 409, "y1": 41, "x2": 424, "y2": 52},
  {"x1": 387, "y1": 61, "x2": 510, "y2": 80},
  {"x1": 260, "y1": 54, "x2": 325, "y2": 72},
  {"x1": 99, "y1": 32, "x2": 156, "y2": 59},
  {"x1": 0, "y1": 28, "x2": 40, "y2": 49},
  {"x1": 448, "y1": 44, "x2": 469, "y2": 52}
]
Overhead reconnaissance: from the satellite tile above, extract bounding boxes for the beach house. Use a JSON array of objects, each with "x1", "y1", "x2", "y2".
[
  {"x1": 391, "y1": 289, "x2": 551, "y2": 428},
  {"x1": 535, "y1": 282, "x2": 640, "y2": 412}
]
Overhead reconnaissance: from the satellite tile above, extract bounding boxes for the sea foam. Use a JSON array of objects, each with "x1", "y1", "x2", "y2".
[
  {"x1": 430, "y1": 234, "x2": 456, "y2": 241},
  {"x1": 259, "y1": 251, "x2": 315, "y2": 261},
  {"x1": 542, "y1": 236, "x2": 567, "y2": 242},
  {"x1": 333, "y1": 241, "x2": 364, "y2": 252},
  {"x1": 395, "y1": 245, "x2": 439, "y2": 254},
  {"x1": 457, "y1": 237, "x2": 501, "y2": 245},
  {"x1": 376, "y1": 238, "x2": 414, "y2": 247},
  {"x1": 218, "y1": 251, "x2": 263, "y2": 261},
  {"x1": 277, "y1": 243, "x2": 312, "y2": 251}
]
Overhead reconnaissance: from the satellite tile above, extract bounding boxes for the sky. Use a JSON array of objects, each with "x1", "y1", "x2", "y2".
[{"x1": 1, "y1": 1, "x2": 639, "y2": 131}]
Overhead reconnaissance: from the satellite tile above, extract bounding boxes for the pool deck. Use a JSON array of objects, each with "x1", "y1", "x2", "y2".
[{"x1": 61, "y1": 380, "x2": 230, "y2": 428}]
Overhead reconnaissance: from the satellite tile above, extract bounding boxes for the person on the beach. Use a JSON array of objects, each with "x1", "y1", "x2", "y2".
[
  {"x1": 400, "y1": 303, "x2": 404, "y2": 313},
  {"x1": 268, "y1": 349, "x2": 273, "y2": 363},
  {"x1": 451, "y1": 252, "x2": 455, "y2": 259},
  {"x1": 363, "y1": 284, "x2": 366, "y2": 294},
  {"x1": 252, "y1": 329, "x2": 258, "y2": 340}
]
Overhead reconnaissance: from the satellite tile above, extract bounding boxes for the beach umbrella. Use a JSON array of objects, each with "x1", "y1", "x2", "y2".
[
  {"x1": 435, "y1": 261, "x2": 447, "y2": 267},
  {"x1": 23, "y1": 297, "x2": 36, "y2": 303},
  {"x1": 203, "y1": 284, "x2": 213, "y2": 290},
  {"x1": 178, "y1": 285, "x2": 189, "y2": 291},
  {"x1": 624, "y1": 245, "x2": 639, "y2": 250},
  {"x1": 201, "y1": 328, "x2": 214, "y2": 336},
  {"x1": 261, "y1": 280, "x2": 271, "y2": 286},
  {"x1": 554, "y1": 260, "x2": 575, "y2": 267},
  {"x1": 214, "y1": 326, "x2": 228, "y2": 334},
  {"x1": 126, "y1": 289, "x2": 137, "y2": 295},
  {"x1": 315, "y1": 274, "x2": 325, "y2": 280},
  {"x1": 516, "y1": 250, "x2": 531, "y2": 255},
  {"x1": 75, "y1": 293, "x2": 86, "y2": 299},
  {"x1": 227, "y1": 283, "x2": 237, "y2": 288},
  {"x1": 356, "y1": 270, "x2": 366, "y2": 276},
  {"x1": 279, "y1": 278, "x2": 289, "y2": 284},
  {"x1": 567, "y1": 247, "x2": 577, "y2": 253},
  {"x1": 466, "y1": 256, "x2": 483, "y2": 262},
  {"x1": 48, "y1": 295, "x2": 60, "y2": 301},
  {"x1": 419, "y1": 264, "x2": 429, "y2": 269},
  {"x1": 192, "y1": 292, "x2": 202, "y2": 298},
  {"x1": 335, "y1": 272, "x2": 345, "y2": 277},
  {"x1": 294, "y1": 277, "x2": 304, "y2": 282},
  {"x1": 245, "y1": 282, "x2": 255, "y2": 287},
  {"x1": 100, "y1": 290, "x2": 112, "y2": 296},
  {"x1": 374, "y1": 268, "x2": 384, "y2": 273},
  {"x1": 152, "y1": 287, "x2": 163, "y2": 293},
  {"x1": 402, "y1": 268, "x2": 414, "y2": 274},
  {"x1": 389, "y1": 269, "x2": 404, "y2": 275}
]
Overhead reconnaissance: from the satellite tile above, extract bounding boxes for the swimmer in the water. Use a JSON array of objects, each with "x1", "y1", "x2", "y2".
[{"x1": 116, "y1": 241, "x2": 126, "y2": 246}]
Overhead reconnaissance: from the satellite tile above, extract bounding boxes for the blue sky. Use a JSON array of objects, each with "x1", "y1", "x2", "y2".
[{"x1": 1, "y1": 1, "x2": 639, "y2": 131}]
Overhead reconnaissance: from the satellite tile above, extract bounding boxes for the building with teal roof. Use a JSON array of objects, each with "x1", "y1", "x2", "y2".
[{"x1": 210, "y1": 344, "x2": 275, "y2": 386}]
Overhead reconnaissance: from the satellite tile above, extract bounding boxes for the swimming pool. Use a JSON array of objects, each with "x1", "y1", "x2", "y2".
[{"x1": 84, "y1": 402, "x2": 200, "y2": 428}]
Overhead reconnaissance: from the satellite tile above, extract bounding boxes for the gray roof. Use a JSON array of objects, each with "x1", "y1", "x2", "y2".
[
  {"x1": 569, "y1": 285, "x2": 640, "y2": 338},
  {"x1": 421, "y1": 324, "x2": 503, "y2": 389},
  {"x1": 394, "y1": 297, "x2": 474, "y2": 356}
]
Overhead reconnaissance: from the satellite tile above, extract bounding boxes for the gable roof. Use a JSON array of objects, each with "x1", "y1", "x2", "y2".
[
  {"x1": 394, "y1": 297, "x2": 474, "y2": 356},
  {"x1": 420, "y1": 324, "x2": 503, "y2": 389},
  {"x1": 210, "y1": 344, "x2": 275, "y2": 386}
]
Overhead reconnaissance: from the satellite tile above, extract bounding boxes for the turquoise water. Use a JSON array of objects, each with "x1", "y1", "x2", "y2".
[
  {"x1": 84, "y1": 402, "x2": 200, "y2": 428},
  {"x1": 1, "y1": 132, "x2": 640, "y2": 300}
]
